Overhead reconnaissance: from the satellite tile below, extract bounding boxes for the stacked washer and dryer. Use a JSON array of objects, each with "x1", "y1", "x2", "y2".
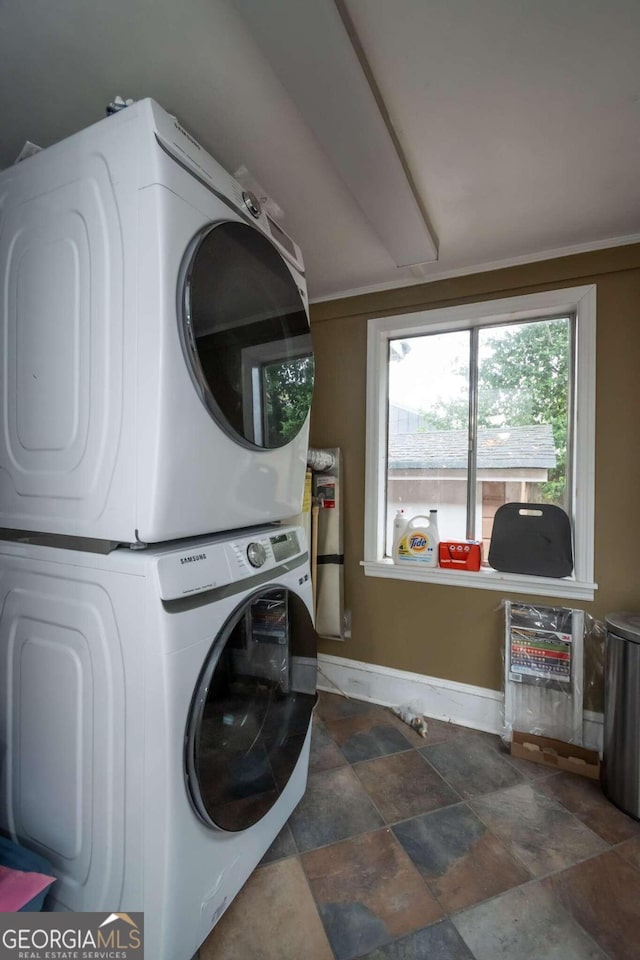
[{"x1": 0, "y1": 100, "x2": 317, "y2": 959}]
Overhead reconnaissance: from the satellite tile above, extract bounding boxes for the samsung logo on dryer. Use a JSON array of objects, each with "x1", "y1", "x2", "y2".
[
  {"x1": 180, "y1": 552, "x2": 207, "y2": 565},
  {"x1": 174, "y1": 120, "x2": 202, "y2": 151}
]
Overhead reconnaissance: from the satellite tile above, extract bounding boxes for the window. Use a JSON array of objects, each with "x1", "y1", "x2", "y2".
[
  {"x1": 261, "y1": 353, "x2": 314, "y2": 447},
  {"x1": 240, "y1": 335, "x2": 314, "y2": 448},
  {"x1": 364, "y1": 287, "x2": 596, "y2": 600}
]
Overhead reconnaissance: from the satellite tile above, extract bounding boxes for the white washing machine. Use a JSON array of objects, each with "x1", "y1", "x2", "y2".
[
  {"x1": 0, "y1": 99, "x2": 313, "y2": 545},
  {"x1": 0, "y1": 525, "x2": 316, "y2": 960}
]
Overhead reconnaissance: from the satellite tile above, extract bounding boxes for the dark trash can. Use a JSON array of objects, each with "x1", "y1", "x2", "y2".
[{"x1": 603, "y1": 612, "x2": 640, "y2": 820}]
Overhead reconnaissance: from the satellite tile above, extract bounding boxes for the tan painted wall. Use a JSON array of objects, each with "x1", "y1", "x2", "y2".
[{"x1": 309, "y1": 244, "x2": 640, "y2": 711}]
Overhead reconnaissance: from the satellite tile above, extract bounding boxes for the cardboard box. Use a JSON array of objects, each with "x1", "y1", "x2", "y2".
[{"x1": 511, "y1": 730, "x2": 600, "y2": 780}]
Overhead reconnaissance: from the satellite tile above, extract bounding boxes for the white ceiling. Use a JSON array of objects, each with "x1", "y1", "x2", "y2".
[{"x1": 2, "y1": 0, "x2": 640, "y2": 300}]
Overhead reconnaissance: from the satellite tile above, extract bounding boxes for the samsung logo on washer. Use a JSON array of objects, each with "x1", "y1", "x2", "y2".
[{"x1": 180, "y1": 552, "x2": 207, "y2": 565}]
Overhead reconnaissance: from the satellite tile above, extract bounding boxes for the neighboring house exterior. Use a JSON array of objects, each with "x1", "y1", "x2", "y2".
[
  {"x1": 387, "y1": 423, "x2": 557, "y2": 556},
  {"x1": 388, "y1": 403, "x2": 424, "y2": 435}
]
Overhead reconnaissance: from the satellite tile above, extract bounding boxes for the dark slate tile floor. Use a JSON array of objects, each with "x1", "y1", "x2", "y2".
[{"x1": 200, "y1": 691, "x2": 640, "y2": 960}]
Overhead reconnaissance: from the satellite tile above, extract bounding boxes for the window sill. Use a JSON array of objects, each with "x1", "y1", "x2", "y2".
[{"x1": 361, "y1": 559, "x2": 597, "y2": 601}]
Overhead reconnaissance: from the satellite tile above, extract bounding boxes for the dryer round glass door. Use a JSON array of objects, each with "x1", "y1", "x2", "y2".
[
  {"x1": 185, "y1": 586, "x2": 317, "y2": 832},
  {"x1": 180, "y1": 221, "x2": 314, "y2": 449}
]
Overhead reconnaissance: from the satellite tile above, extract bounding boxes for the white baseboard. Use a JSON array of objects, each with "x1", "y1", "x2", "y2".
[
  {"x1": 317, "y1": 653, "x2": 503, "y2": 734},
  {"x1": 317, "y1": 653, "x2": 604, "y2": 754}
]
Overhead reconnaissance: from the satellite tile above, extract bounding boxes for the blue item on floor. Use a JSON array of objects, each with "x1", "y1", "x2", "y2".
[{"x1": 0, "y1": 836, "x2": 55, "y2": 911}]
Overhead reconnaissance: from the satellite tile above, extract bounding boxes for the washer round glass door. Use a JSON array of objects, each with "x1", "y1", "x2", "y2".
[
  {"x1": 181, "y1": 221, "x2": 314, "y2": 449},
  {"x1": 185, "y1": 586, "x2": 317, "y2": 832}
]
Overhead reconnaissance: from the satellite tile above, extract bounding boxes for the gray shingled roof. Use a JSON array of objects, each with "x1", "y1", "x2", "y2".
[{"x1": 388, "y1": 424, "x2": 556, "y2": 470}]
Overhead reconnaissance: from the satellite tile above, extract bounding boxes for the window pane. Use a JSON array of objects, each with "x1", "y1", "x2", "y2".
[
  {"x1": 477, "y1": 317, "x2": 571, "y2": 557},
  {"x1": 262, "y1": 354, "x2": 314, "y2": 447},
  {"x1": 386, "y1": 331, "x2": 470, "y2": 554}
]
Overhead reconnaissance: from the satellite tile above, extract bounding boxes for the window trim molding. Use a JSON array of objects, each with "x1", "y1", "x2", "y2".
[{"x1": 363, "y1": 285, "x2": 597, "y2": 600}]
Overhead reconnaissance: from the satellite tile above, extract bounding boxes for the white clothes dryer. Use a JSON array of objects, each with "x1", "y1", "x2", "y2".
[
  {"x1": 0, "y1": 99, "x2": 313, "y2": 545},
  {"x1": 0, "y1": 525, "x2": 316, "y2": 960}
]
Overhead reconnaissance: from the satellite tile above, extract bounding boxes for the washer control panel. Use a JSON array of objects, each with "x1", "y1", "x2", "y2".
[
  {"x1": 156, "y1": 544, "x2": 232, "y2": 600},
  {"x1": 246, "y1": 541, "x2": 267, "y2": 568},
  {"x1": 227, "y1": 527, "x2": 303, "y2": 577},
  {"x1": 268, "y1": 530, "x2": 301, "y2": 562},
  {"x1": 155, "y1": 526, "x2": 305, "y2": 600}
]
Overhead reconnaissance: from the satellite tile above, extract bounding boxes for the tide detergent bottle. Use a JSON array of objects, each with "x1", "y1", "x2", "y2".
[{"x1": 393, "y1": 511, "x2": 440, "y2": 567}]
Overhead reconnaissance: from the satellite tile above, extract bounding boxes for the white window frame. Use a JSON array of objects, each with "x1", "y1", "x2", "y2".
[{"x1": 363, "y1": 285, "x2": 597, "y2": 601}]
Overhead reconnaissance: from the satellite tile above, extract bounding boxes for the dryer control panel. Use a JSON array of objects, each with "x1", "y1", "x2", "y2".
[{"x1": 155, "y1": 526, "x2": 306, "y2": 600}]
